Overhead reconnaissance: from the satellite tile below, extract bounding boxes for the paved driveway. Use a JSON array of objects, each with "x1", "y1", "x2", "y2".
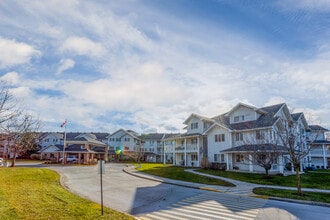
[
  {"x1": 47, "y1": 163, "x2": 330, "y2": 220},
  {"x1": 49, "y1": 163, "x2": 177, "y2": 213}
]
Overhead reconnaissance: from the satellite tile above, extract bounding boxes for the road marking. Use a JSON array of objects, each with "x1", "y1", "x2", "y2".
[{"x1": 137, "y1": 192, "x2": 267, "y2": 220}]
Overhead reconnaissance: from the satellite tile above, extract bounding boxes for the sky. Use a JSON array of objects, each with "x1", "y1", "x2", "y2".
[{"x1": 0, "y1": 0, "x2": 330, "y2": 133}]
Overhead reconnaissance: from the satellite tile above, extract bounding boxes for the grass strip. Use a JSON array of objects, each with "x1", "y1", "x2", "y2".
[
  {"x1": 197, "y1": 169, "x2": 330, "y2": 189},
  {"x1": 136, "y1": 163, "x2": 235, "y2": 187},
  {"x1": 0, "y1": 167, "x2": 134, "y2": 220},
  {"x1": 253, "y1": 187, "x2": 330, "y2": 204}
]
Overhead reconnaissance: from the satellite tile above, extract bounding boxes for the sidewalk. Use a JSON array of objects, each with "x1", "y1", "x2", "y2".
[{"x1": 123, "y1": 165, "x2": 330, "y2": 207}]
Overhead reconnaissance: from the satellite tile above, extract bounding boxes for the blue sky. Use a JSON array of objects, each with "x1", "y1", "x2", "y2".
[{"x1": 0, "y1": 0, "x2": 330, "y2": 133}]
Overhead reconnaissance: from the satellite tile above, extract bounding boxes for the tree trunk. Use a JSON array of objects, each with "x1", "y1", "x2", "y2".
[
  {"x1": 265, "y1": 168, "x2": 269, "y2": 177},
  {"x1": 295, "y1": 166, "x2": 302, "y2": 195},
  {"x1": 10, "y1": 151, "x2": 17, "y2": 167}
]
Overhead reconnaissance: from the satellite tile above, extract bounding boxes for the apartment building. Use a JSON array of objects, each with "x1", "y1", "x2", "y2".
[
  {"x1": 308, "y1": 125, "x2": 330, "y2": 169},
  {"x1": 164, "y1": 103, "x2": 313, "y2": 173}
]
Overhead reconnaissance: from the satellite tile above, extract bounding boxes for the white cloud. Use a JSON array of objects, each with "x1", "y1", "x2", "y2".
[
  {"x1": 1, "y1": 1, "x2": 330, "y2": 132},
  {"x1": 277, "y1": 0, "x2": 330, "y2": 12},
  {"x1": 0, "y1": 38, "x2": 40, "y2": 68},
  {"x1": 56, "y1": 59, "x2": 75, "y2": 75},
  {"x1": 0, "y1": 72, "x2": 20, "y2": 85},
  {"x1": 60, "y1": 36, "x2": 106, "y2": 57}
]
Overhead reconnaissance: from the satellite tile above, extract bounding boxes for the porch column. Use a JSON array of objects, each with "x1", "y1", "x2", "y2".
[
  {"x1": 84, "y1": 153, "x2": 89, "y2": 164},
  {"x1": 197, "y1": 137, "x2": 200, "y2": 167},
  {"x1": 173, "y1": 141, "x2": 176, "y2": 165},
  {"x1": 226, "y1": 154, "x2": 229, "y2": 170},
  {"x1": 78, "y1": 153, "x2": 81, "y2": 164},
  {"x1": 279, "y1": 155, "x2": 284, "y2": 174},
  {"x1": 184, "y1": 138, "x2": 187, "y2": 167},
  {"x1": 56, "y1": 153, "x2": 60, "y2": 163},
  {"x1": 322, "y1": 144, "x2": 326, "y2": 168},
  {"x1": 249, "y1": 154, "x2": 253, "y2": 172},
  {"x1": 104, "y1": 146, "x2": 108, "y2": 162}
]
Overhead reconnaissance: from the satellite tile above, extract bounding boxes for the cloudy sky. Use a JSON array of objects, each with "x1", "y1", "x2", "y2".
[{"x1": 0, "y1": 0, "x2": 329, "y2": 133}]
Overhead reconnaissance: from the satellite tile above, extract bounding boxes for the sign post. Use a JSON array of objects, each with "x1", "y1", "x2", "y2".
[{"x1": 98, "y1": 159, "x2": 105, "y2": 215}]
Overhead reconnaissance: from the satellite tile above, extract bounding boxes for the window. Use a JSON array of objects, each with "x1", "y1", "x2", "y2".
[
  {"x1": 191, "y1": 122, "x2": 198, "y2": 129},
  {"x1": 191, "y1": 138, "x2": 197, "y2": 144},
  {"x1": 191, "y1": 154, "x2": 198, "y2": 160},
  {"x1": 215, "y1": 134, "x2": 225, "y2": 142},
  {"x1": 235, "y1": 133, "x2": 243, "y2": 141},
  {"x1": 214, "y1": 154, "x2": 224, "y2": 162},
  {"x1": 220, "y1": 154, "x2": 225, "y2": 162},
  {"x1": 203, "y1": 122, "x2": 209, "y2": 129},
  {"x1": 256, "y1": 130, "x2": 265, "y2": 140},
  {"x1": 124, "y1": 137, "x2": 130, "y2": 142},
  {"x1": 124, "y1": 146, "x2": 129, "y2": 151},
  {"x1": 236, "y1": 154, "x2": 244, "y2": 162},
  {"x1": 234, "y1": 115, "x2": 244, "y2": 122}
]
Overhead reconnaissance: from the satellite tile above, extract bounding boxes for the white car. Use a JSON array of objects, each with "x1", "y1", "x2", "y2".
[
  {"x1": 60, "y1": 156, "x2": 78, "y2": 162},
  {"x1": 0, "y1": 157, "x2": 3, "y2": 166}
]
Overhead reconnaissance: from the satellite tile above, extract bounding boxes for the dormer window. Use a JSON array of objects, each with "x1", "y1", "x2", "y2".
[
  {"x1": 234, "y1": 115, "x2": 245, "y2": 123},
  {"x1": 191, "y1": 122, "x2": 198, "y2": 130}
]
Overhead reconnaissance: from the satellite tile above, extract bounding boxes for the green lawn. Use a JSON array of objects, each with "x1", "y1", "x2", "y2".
[
  {"x1": 197, "y1": 169, "x2": 330, "y2": 189},
  {"x1": 136, "y1": 163, "x2": 330, "y2": 203},
  {"x1": 253, "y1": 187, "x2": 330, "y2": 204},
  {"x1": 0, "y1": 167, "x2": 134, "y2": 220},
  {"x1": 136, "y1": 163, "x2": 235, "y2": 187}
]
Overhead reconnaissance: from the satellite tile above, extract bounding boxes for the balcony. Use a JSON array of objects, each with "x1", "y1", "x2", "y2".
[{"x1": 175, "y1": 144, "x2": 199, "y2": 152}]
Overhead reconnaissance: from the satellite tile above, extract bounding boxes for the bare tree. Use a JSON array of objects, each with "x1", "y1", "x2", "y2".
[
  {"x1": 242, "y1": 144, "x2": 285, "y2": 177},
  {"x1": 0, "y1": 83, "x2": 21, "y2": 165},
  {"x1": 275, "y1": 115, "x2": 318, "y2": 195},
  {"x1": 2, "y1": 113, "x2": 40, "y2": 167},
  {"x1": 0, "y1": 83, "x2": 19, "y2": 123},
  {"x1": 241, "y1": 132, "x2": 285, "y2": 177}
]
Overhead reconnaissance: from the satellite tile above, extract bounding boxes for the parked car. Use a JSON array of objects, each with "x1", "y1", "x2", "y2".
[
  {"x1": 0, "y1": 157, "x2": 3, "y2": 166},
  {"x1": 59, "y1": 156, "x2": 78, "y2": 162}
]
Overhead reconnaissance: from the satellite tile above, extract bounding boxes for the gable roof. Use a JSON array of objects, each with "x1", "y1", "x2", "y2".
[
  {"x1": 225, "y1": 102, "x2": 267, "y2": 117},
  {"x1": 139, "y1": 133, "x2": 167, "y2": 140},
  {"x1": 212, "y1": 104, "x2": 284, "y2": 131},
  {"x1": 183, "y1": 113, "x2": 214, "y2": 125},
  {"x1": 107, "y1": 129, "x2": 141, "y2": 141},
  {"x1": 309, "y1": 125, "x2": 329, "y2": 131}
]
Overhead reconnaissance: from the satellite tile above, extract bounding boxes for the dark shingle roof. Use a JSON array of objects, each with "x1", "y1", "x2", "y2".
[
  {"x1": 258, "y1": 103, "x2": 285, "y2": 115},
  {"x1": 139, "y1": 133, "x2": 167, "y2": 140},
  {"x1": 309, "y1": 125, "x2": 329, "y2": 131},
  {"x1": 212, "y1": 103, "x2": 284, "y2": 131}
]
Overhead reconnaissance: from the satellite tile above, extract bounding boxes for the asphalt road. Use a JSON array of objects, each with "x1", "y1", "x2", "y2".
[{"x1": 48, "y1": 163, "x2": 330, "y2": 220}]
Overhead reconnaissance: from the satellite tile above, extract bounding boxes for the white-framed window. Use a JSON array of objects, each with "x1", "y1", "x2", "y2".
[
  {"x1": 215, "y1": 134, "x2": 225, "y2": 142},
  {"x1": 214, "y1": 154, "x2": 219, "y2": 162},
  {"x1": 236, "y1": 154, "x2": 244, "y2": 162},
  {"x1": 191, "y1": 122, "x2": 198, "y2": 129},
  {"x1": 234, "y1": 115, "x2": 244, "y2": 122},
  {"x1": 214, "y1": 154, "x2": 225, "y2": 162},
  {"x1": 256, "y1": 130, "x2": 265, "y2": 140},
  {"x1": 235, "y1": 133, "x2": 243, "y2": 141},
  {"x1": 191, "y1": 154, "x2": 198, "y2": 160},
  {"x1": 220, "y1": 154, "x2": 225, "y2": 162},
  {"x1": 191, "y1": 138, "x2": 197, "y2": 144}
]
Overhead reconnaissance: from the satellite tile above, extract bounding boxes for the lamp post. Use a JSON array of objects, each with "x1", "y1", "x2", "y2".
[{"x1": 61, "y1": 120, "x2": 67, "y2": 164}]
